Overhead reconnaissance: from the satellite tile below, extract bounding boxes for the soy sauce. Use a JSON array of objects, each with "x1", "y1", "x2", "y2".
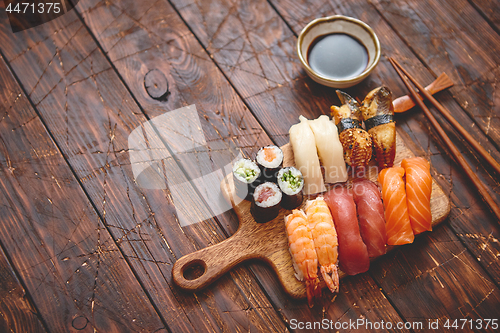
[{"x1": 308, "y1": 33, "x2": 368, "y2": 80}]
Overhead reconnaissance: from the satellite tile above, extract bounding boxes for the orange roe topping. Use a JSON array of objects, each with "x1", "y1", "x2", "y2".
[{"x1": 263, "y1": 147, "x2": 276, "y2": 162}]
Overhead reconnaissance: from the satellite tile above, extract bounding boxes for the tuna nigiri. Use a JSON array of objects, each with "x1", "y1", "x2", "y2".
[
  {"x1": 402, "y1": 157, "x2": 432, "y2": 234},
  {"x1": 352, "y1": 179, "x2": 387, "y2": 258},
  {"x1": 324, "y1": 186, "x2": 369, "y2": 275},
  {"x1": 377, "y1": 167, "x2": 414, "y2": 245}
]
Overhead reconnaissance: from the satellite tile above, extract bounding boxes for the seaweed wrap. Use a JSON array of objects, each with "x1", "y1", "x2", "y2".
[
  {"x1": 251, "y1": 182, "x2": 282, "y2": 223},
  {"x1": 255, "y1": 145, "x2": 283, "y2": 183},
  {"x1": 232, "y1": 158, "x2": 261, "y2": 200},
  {"x1": 277, "y1": 167, "x2": 304, "y2": 210}
]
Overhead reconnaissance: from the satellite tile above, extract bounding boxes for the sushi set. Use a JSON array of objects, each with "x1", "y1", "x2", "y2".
[{"x1": 172, "y1": 87, "x2": 451, "y2": 302}]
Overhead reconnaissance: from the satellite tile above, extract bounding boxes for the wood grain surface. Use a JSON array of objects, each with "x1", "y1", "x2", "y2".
[
  {"x1": 0, "y1": 245, "x2": 46, "y2": 333},
  {"x1": 0, "y1": 0, "x2": 499, "y2": 331},
  {"x1": 0, "y1": 52, "x2": 166, "y2": 332}
]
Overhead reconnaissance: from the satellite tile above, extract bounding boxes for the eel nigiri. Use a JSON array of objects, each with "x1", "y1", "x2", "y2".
[
  {"x1": 307, "y1": 115, "x2": 348, "y2": 184},
  {"x1": 361, "y1": 86, "x2": 396, "y2": 169},
  {"x1": 402, "y1": 157, "x2": 432, "y2": 234},
  {"x1": 377, "y1": 167, "x2": 414, "y2": 245},
  {"x1": 285, "y1": 210, "x2": 321, "y2": 307},
  {"x1": 289, "y1": 116, "x2": 326, "y2": 195},
  {"x1": 305, "y1": 197, "x2": 339, "y2": 293},
  {"x1": 352, "y1": 179, "x2": 387, "y2": 258},
  {"x1": 330, "y1": 90, "x2": 372, "y2": 168},
  {"x1": 324, "y1": 186, "x2": 369, "y2": 275}
]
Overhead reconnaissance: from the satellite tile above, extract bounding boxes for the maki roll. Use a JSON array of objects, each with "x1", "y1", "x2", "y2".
[
  {"x1": 255, "y1": 145, "x2": 283, "y2": 183},
  {"x1": 251, "y1": 182, "x2": 282, "y2": 223},
  {"x1": 232, "y1": 158, "x2": 261, "y2": 200},
  {"x1": 278, "y1": 167, "x2": 304, "y2": 210}
]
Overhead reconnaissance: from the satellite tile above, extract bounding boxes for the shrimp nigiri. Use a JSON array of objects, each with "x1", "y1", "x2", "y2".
[
  {"x1": 285, "y1": 210, "x2": 321, "y2": 306},
  {"x1": 304, "y1": 197, "x2": 339, "y2": 293}
]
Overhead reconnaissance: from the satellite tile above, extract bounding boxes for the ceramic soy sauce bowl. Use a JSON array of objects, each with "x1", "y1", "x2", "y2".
[{"x1": 297, "y1": 15, "x2": 381, "y2": 88}]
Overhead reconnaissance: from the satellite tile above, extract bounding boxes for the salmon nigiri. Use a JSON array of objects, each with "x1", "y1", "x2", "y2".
[
  {"x1": 377, "y1": 167, "x2": 414, "y2": 245},
  {"x1": 402, "y1": 157, "x2": 432, "y2": 234}
]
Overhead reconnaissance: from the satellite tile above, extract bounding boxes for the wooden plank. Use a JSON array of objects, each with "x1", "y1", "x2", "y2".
[
  {"x1": 0, "y1": 2, "x2": 287, "y2": 332},
  {"x1": 0, "y1": 244, "x2": 47, "y2": 333},
  {"x1": 171, "y1": 0, "x2": 500, "y2": 323},
  {"x1": 370, "y1": 225, "x2": 500, "y2": 328},
  {"x1": 469, "y1": 0, "x2": 500, "y2": 34},
  {"x1": 169, "y1": 0, "x2": 410, "y2": 325},
  {"x1": 0, "y1": 54, "x2": 166, "y2": 332}
]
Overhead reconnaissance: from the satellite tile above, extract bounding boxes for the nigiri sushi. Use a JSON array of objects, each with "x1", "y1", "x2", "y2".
[
  {"x1": 305, "y1": 197, "x2": 339, "y2": 293},
  {"x1": 331, "y1": 90, "x2": 372, "y2": 168},
  {"x1": 324, "y1": 186, "x2": 369, "y2": 275},
  {"x1": 361, "y1": 87, "x2": 396, "y2": 169},
  {"x1": 402, "y1": 157, "x2": 432, "y2": 234},
  {"x1": 377, "y1": 167, "x2": 414, "y2": 245},
  {"x1": 307, "y1": 115, "x2": 348, "y2": 184},
  {"x1": 284, "y1": 210, "x2": 321, "y2": 307},
  {"x1": 352, "y1": 179, "x2": 387, "y2": 258},
  {"x1": 289, "y1": 116, "x2": 326, "y2": 195}
]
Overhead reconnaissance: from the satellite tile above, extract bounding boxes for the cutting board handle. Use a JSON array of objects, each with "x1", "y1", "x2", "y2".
[{"x1": 172, "y1": 226, "x2": 258, "y2": 291}]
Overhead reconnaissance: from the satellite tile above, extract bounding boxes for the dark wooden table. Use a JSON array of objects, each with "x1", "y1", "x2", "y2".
[{"x1": 1, "y1": 0, "x2": 500, "y2": 332}]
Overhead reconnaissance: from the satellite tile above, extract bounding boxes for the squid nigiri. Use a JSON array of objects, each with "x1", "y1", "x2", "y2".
[
  {"x1": 324, "y1": 186, "x2": 369, "y2": 275},
  {"x1": 330, "y1": 90, "x2": 372, "y2": 168},
  {"x1": 361, "y1": 86, "x2": 396, "y2": 169},
  {"x1": 377, "y1": 167, "x2": 414, "y2": 245},
  {"x1": 402, "y1": 157, "x2": 432, "y2": 234},
  {"x1": 352, "y1": 179, "x2": 387, "y2": 258},
  {"x1": 289, "y1": 116, "x2": 326, "y2": 195},
  {"x1": 305, "y1": 197, "x2": 339, "y2": 293},
  {"x1": 307, "y1": 115, "x2": 348, "y2": 184},
  {"x1": 285, "y1": 210, "x2": 321, "y2": 307}
]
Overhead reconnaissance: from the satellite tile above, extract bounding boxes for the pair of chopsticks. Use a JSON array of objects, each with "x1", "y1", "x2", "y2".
[{"x1": 389, "y1": 57, "x2": 500, "y2": 221}]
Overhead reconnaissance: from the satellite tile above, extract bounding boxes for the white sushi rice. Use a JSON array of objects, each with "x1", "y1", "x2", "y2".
[
  {"x1": 253, "y1": 182, "x2": 282, "y2": 207},
  {"x1": 232, "y1": 158, "x2": 260, "y2": 183},
  {"x1": 278, "y1": 167, "x2": 304, "y2": 195},
  {"x1": 256, "y1": 145, "x2": 283, "y2": 168}
]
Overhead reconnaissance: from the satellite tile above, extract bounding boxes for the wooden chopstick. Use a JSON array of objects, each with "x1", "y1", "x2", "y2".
[
  {"x1": 393, "y1": 72, "x2": 454, "y2": 113},
  {"x1": 389, "y1": 57, "x2": 500, "y2": 222},
  {"x1": 390, "y1": 59, "x2": 500, "y2": 176}
]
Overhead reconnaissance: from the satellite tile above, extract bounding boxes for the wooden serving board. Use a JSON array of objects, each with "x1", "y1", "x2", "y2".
[{"x1": 172, "y1": 133, "x2": 451, "y2": 298}]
